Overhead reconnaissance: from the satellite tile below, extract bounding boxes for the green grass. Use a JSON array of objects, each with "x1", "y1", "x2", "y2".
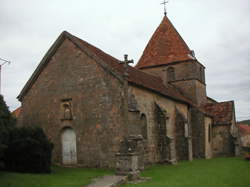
[
  {"x1": 0, "y1": 158, "x2": 249, "y2": 187},
  {"x1": 0, "y1": 166, "x2": 113, "y2": 187},
  {"x1": 122, "y1": 157, "x2": 250, "y2": 187}
]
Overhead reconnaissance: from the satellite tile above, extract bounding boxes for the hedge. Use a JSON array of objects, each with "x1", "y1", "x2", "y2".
[{"x1": 4, "y1": 126, "x2": 53, "y2": 173}]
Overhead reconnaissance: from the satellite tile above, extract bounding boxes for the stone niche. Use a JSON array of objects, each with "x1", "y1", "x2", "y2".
[{"x1": 116, "y1": 135, "x2": 144, "y2": 180}]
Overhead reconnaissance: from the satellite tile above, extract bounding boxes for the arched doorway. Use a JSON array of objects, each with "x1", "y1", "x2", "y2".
[{"x1": 61, "y1": 128, "x2": 77, "y2": 165}]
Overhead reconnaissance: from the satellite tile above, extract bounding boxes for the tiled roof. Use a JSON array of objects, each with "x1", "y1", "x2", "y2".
[
  {"x1": 136, "y1": 16, "x2": 194, "y2": 69},
  {"x1": 238, "y1": 124, "x2": 250, "y2": 136},
  {"x1": 12, "y1": 107, "x2": 21, "y2": 118},
  {"x1": 202, "y1": 101, "x2": 234, "y2": 125},
  {"x1": 67, "y1": 32, "x2": 192, "y2": 105},
  {"x1": 18, "y1": 31, "x2": 192, "y2": 106}
]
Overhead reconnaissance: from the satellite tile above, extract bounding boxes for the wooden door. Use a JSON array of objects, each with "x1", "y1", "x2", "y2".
[{"x1": 61, "y1": 128, "x2": 77, "y2": 165}]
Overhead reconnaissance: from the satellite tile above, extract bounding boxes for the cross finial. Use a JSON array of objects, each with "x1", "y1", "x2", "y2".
[
  {"x1": 119, "y1": 54, "x2": 134, "y2": 78},
  {"x1": 161, "y1": 0, "x2": 169, "y2": 16},
  {"x1": 123, "y1": 54, "x2": 134, "y2": 66}
]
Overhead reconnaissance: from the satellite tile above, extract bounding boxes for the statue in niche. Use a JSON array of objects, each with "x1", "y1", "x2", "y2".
[{"x1": 62, "y1": 102, "x2": 72, "y2": 120}]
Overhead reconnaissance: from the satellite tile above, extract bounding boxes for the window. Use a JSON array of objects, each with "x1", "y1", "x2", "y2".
[
  {"x1": 184, "y1": 123, "x2": 189, "y2": 138},
  {"x1": 208, "y1": 124, "x2": 212, "y2": 143},
  {"x1": 167, "y1": 67, "x2": 175, "y2": 82},
  {"x1": 200, "y1": 67, "x2": 204, "y2": 82},
  {"x1": 141, "y1": 114, "x2": 147, "y2": 139}
]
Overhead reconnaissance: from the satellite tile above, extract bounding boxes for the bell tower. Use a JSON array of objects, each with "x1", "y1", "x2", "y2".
[{"x1": 136, "y1": 15, "x2": 207, "y2": 106}]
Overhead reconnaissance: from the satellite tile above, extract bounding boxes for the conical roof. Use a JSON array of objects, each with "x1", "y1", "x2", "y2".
[{"x1": 136, "y1": 15, "x2": 193, "y2": 69}]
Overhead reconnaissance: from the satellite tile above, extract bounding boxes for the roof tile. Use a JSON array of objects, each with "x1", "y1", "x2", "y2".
[
  {"x1": 66, "y1": 32, "x2": 192, "y2": 105},
  {"x1": 202, "y1": 101, "x2": 234, "y2": 125},
  {"x1": 238, "y1": 124, "x2": 250, "y2": 136},
  {"x1": 136, "y1": 16, "x2": 193, "y2": 69}
]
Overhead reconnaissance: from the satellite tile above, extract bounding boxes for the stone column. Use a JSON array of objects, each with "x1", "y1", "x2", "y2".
[{"x1": 187, "y1": 136, "x2": 193, "y2": 161}]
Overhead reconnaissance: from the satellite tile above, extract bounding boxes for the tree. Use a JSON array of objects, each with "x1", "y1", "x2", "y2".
[{"x1": 0, "y1": 95, "x2": 16, "y2": 169}]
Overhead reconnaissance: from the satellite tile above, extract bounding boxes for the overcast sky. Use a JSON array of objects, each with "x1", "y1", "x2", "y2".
[{"x1": 0, "y1": 0, "x2": 249, "y2": 121}]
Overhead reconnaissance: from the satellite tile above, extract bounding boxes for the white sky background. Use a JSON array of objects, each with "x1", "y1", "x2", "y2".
[{"x1": 0, "y1": 0, "x2": 249, "y2": 121}]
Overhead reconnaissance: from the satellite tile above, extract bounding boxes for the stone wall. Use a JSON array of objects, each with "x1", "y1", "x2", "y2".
[
  {"x1": 140, "y1": 61, "x2": 207, "y2": 106},
  {"x1": 128, "y1": 85, "x2": 190, "y2": 164},
  {"x1": 19, "y1": 39, "x2": 126, "y2": 168},
  {"x1": 191, "y1": 107, "x2": 205, "y2": 158},
  {"x1": 212, "y1": 125, "x2": 234, "y2": 157},
  {"x1": 240, "y1": 135, "x2": 250, "y2": 148},
  {"x1": 140, "y1": 61, "x2": 205, "y2": 83},
  {"x1": 175, "y1": 110, "x2": 189, "y2": 161},
  {"x1": 204, "y1": 117, "x2": 213, "y2": 159}
]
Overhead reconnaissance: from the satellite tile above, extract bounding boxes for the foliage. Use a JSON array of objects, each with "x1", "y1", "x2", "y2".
[
  {"x1": 122, "y1": 157, "x2": 250, "y2": 187},
  {"x1": 238, "y1": 119, "x2": 250, "y2": 125},
  {"x1": 4, "y1": 126, "x2": 53, "y2": 173},
  {"x1": 0, "y1": 166, "x2": 113, "y2": 187},
  {"x1": 0, "y1": 95, "x2": 16, "y2": 130},
  {"x1": 0, "y1": 95, "x2": 16, "y2": 169}
]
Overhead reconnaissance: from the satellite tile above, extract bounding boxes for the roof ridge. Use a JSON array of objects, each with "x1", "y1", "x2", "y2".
[
  {"x1": 65, "y1": 31, "x2": 122, "y2": 64},
  {"x1": 18, "y1": 31, "x2": 193, "y2": 106}
]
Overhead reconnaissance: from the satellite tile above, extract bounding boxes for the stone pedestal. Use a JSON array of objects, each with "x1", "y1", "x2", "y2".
[
  {"x1": 116, "y1": 152, "x2": 140, "y2": 180},
  {"x1": 115, "y1": 135, "x2": 144, "y2": 180}
]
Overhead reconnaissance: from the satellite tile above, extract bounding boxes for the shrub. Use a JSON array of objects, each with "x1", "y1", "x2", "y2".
[
  {"x1": 0, "y1": 95, "x2": 16, "y2": 169},
  {"x1": 4, "y1": 126, "x2": 53, "y2": 173}
]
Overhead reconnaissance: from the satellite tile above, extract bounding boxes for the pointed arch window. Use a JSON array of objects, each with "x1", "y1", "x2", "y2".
[
  {"x1": 167, "y1": 67, "x2": 175, "y2": 82},
  {"x1": 140, "y1": 114, "x2": 147, "y2": 140}
]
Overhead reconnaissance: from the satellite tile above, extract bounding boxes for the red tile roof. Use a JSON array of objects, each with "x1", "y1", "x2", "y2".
[
  {"x1": 12, "y1": 107, "x2": 21, "y2": 118},
  {"x1": 136, "y1": 16, "x2": 194, "y2": 69},
  {"x1": 238, "y1": 124, "x2": 250, "y2": 136},
  {"x1": 67, "y1": 32, "x2": 193, "y2": 105},
  {"x1": 202, "y1": 101, "x2": 234, "y2": 125},
  {"x1": 18, "y1": 31, "x2": 193, "y2": 106}
]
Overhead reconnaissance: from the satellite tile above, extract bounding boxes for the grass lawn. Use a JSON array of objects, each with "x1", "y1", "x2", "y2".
[
  {"x1": 0, "y1": 166, "x2": 113, "y2": 187},
  {"x1": 0, "y1": 158, "x2": 249, "y2": 187},
  {"x1": 122, "y1": 157, "x2": 250, "y2": 187}
]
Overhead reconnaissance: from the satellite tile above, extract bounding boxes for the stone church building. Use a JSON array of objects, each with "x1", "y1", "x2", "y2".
[{"x1": 16, "y1": 15, "x2": 237, "y2": 168}]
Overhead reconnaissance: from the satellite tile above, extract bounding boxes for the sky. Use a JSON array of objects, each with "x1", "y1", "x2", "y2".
[{"x1": 0, "y1": 0, "x2": 249, "y2": 121}]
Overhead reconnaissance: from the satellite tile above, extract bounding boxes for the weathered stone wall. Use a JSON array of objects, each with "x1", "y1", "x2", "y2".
[
  {"x1": 140, "y1": 61, "x2": 207, "y2": 106},
  {"x1": 140, "y1": 61, "x2": 205, "y2": 83},
  {"x1": 240, "y1": 135, "x2": 250, "y2": 148},
  {"x1": 191, "y1": 107, "x2": 205, "y2": 158},
  {"x1": 172, "y1": 80, "x2": 207, "y2": 106},
  {"x1": 128, "y1": 85, "x2": 190, "y2": 164},
  {"x1": 212, "y1": 125, "x2": 234, "y2": 157},
  {"x1": 204, "y1": 117, "x2": 213, "y2": 159},
  {"x1": 175, "y1": 110, "x2": 189, "y2": 161},
  {"x1": 20, "y1": 39, "x2": 126, "y2": 168}
]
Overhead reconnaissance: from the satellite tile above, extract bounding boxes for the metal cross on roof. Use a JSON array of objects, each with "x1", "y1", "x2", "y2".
[
  {"x1": 121, "y1": 54, "x2": 134, "y2": 78},
  {"x1": 161, "y1": 0, "x2": 169, "y2": 16}
]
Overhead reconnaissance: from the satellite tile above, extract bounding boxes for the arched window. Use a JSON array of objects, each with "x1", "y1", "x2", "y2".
[
  {"x1": 208, "y1": 124, "x2": 212, "y2": 143},
  {"x1": 184, "y1": 123, "x2": 189, "y2": 138},
  {"x1": 167, "y1": 67, "x2": 175, "y2": 82},
  {"x1": 141, "y1": 114, "x2": 147, "y2": 140}
]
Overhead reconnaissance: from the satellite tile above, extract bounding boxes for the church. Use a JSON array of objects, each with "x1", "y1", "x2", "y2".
[{"x1": 16, "y1": 14, "x2": 238, "y2": 168}]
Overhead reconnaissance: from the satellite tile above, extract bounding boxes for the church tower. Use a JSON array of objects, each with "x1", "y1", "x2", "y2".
[{"x1": 136, "y1": 15, "x2": 207, "y2": 106}]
